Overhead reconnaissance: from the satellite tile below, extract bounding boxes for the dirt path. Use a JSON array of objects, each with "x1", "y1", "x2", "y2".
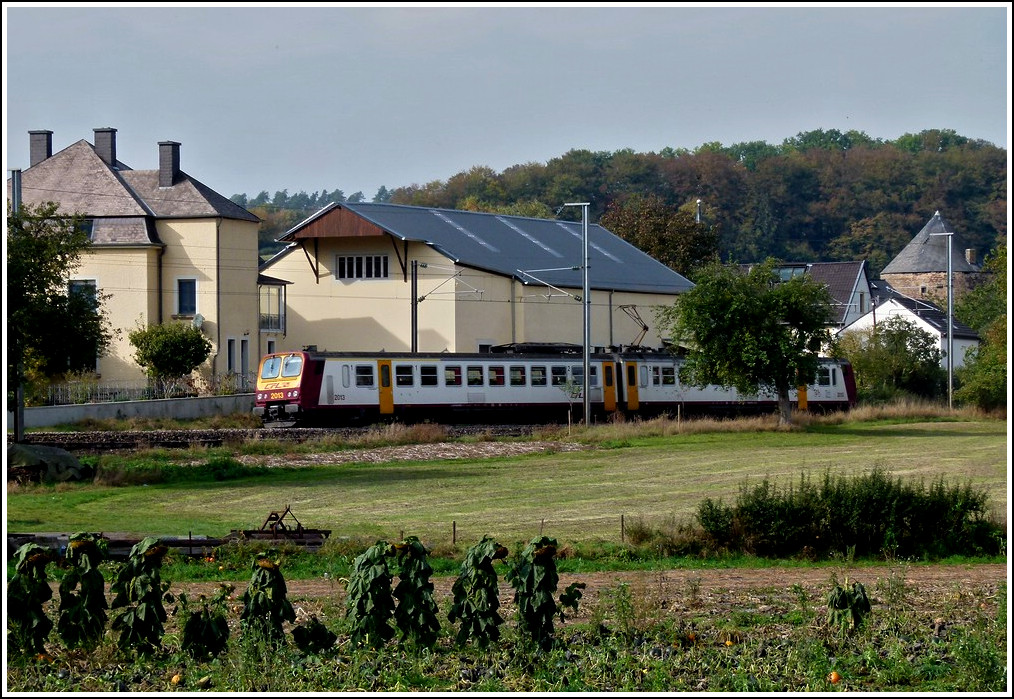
[{"x1": 175, "y1": 562, "x2": 1008, "y2": 627}]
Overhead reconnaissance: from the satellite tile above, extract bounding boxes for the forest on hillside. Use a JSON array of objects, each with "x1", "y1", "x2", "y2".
[{"x1": 231, "y1": 128, "x2": 1006, "y2": 277}]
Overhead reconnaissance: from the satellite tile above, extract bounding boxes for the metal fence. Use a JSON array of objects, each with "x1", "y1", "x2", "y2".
[{"x1": 42, "y1": 373, "x2": 256, "y2": 406}]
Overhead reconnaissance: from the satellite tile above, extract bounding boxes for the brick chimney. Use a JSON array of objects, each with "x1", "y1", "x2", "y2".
[
  {"x1": 159, "y1": 141, "x2": 181, "y2": 188},
  {"x1": 29, "y1": 130, "x2": 53, "y2": 167},
  {"x1": 94, "y1": 127, "x2": 117, "y2": 166},
  {"x1": 965, "y1": 249, "x2": 976, "y2": 266}
]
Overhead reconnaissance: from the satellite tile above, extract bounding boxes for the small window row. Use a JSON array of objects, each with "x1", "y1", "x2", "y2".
[{"x1": 345, "y1": 363, "x2": 599, "y2": 389}]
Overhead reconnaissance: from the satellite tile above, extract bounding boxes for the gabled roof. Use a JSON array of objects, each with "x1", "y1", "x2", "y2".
[
  {"x1": 881, "y1": 210, "x2": 980, "y2": 275},
  {"x1": 739, "y1": 260, "x2": 868, "y2": 326},
  {"x1": 119, "y1": 170, "x2": 259, "y2": 221},
  {"x1": 10, "y1": 136, "x2": 259, "y2": 247},
  {"x1": 868, "y1": 279, "x2": 979, "y2": 340},
  {"x1": 274, "y1": 202, "x2": 695, "y2": 295}
]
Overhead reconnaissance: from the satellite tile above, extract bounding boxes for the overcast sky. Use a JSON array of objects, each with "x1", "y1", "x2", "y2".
[{"x1": 3, "y1": 3, "x2": 1010, "y2": 202}]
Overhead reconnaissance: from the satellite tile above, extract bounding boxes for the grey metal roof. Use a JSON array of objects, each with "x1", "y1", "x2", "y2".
[
  {"x1": 881, "y1": 211, "x2": 980, "y2": 275},
  {"x1": 310, "y1": 202, "x2": 695, "y2": 295},
  {"x1": 869, "y1": 279, "x2": 979, "y2": 340}
]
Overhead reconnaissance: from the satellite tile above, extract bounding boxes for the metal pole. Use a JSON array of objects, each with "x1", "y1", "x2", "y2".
[
  {"x1": 946, "y1": 233, "x2": 953, "y2": 410},
  {"x1": 582, "y1": 204, "x2": 590, "y2": 424},
  {"x1": 411, "y1": 260, "x2": 418, "y2": 352},
  {"x1": 929, "y1": 215, "x2": 954, "y2": 410},
  {"x1": 563, "y1": 202, "x2": 592, "y2": 424},
  {"x1": 12, "y1": 169, "x2": 25, "y2": 443}
]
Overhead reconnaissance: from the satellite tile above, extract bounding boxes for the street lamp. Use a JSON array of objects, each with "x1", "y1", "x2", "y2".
[
  {"x1": 563, "y1": 202, "x2": 591, "y2": 424},
  {"x1": 929, "y1": 211, "x2": 953, "y2": 410}
]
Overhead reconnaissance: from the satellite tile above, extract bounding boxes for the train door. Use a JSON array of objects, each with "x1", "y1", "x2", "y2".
[
  {"x1": 377, "y1": 359, "x2": 394, "y2": 414},
  {"x1": 624, "y1": 361, "x2": 640, "y2": 411},
  {"x1": 602, "y1": 362, "x2": 617, "y2": 413}
]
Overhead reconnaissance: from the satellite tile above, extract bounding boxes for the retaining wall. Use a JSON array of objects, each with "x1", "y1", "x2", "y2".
[{"x1": 7, "y1": 394, "x2": 256, "y2": 430}]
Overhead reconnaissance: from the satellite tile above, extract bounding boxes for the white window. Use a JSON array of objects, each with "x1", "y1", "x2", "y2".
[
  {"x1": 336, "y1": 254, "x2": 389, "y2": 280},
  {"x1": 177, "y1": 278, "x2": 197, "y2": 316}
]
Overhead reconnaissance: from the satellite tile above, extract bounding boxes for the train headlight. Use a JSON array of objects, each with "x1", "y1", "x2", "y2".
[{"x1": 287, "y1": 389, "x2": 299, "y2": 399}]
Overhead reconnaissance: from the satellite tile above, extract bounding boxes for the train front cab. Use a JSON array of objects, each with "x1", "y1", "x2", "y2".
[{"x1": 254, "y1": 352, "x2": 308, "y2": 425}]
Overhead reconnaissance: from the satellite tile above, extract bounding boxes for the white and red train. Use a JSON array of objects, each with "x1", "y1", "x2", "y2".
[{"x1": 253, "y1": 343, "x2": 857, "y2": 427}]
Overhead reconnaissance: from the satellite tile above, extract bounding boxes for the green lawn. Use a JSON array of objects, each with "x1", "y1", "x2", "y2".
[{"x1": 6, "y1": 420, "x2": 1007, "y2": 548}]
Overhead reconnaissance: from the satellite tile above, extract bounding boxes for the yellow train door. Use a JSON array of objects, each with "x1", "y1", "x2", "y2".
[
  {"x1": 603, "y1": 362, "x2": 617, "y2": 413},
  {"x1": 378, "y1": 359, "x2": 394, "y2": 415},
  {"x1": 624, "y1": 361, "x2": 640, "y2": 411}
]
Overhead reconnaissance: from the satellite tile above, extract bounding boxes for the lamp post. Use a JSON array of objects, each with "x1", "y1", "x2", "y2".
[
  {"x1": 929, "y1": 213, "x2": 953, "y2": 410},
  {"x1": 563, "y1": 202, "x2": 591, "y2": 424}
]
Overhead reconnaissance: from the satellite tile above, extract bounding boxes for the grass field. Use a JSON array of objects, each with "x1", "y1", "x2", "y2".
[{"x1": 6, "y1": 418, "x2": 1007, "y2": 549}]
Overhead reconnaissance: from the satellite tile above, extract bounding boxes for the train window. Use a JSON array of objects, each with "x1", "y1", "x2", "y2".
[
  {"x1": 661, "y1": 367, "x2": 676, "y2": 385},
  {"x1": 260, "y1": 356, "x2": 282, "y2": 379},
  {"x1": 627, "y1": 364, "x2": 636, "y2": 386},
  {"x1": 551, "y1": 366, "x2": 567, "y2": 386},
  {"x1": 395, "y1": 365, "x2": 414, "y2": 387},
  {"x1": 342, "y1": 365, "x2": 350, "y2": 388},
  {"x1": 589, "y1": 366, "x2": 599, "y2": 387},
  {"x1": 380, "y1": 364, "x2": 391, "y2": 388},
  {"x1": 604, "y1": 364, "x2": 614, "y2": 388},
  {"x1": 570, "y1": 365, "x2": 584, "y2": 386},
  {"x1": 817, "y1": 366, "x2": 832, "y2": 386},
  {"x1": 467, "y1": 366, "x2": 484, "y2": 386},
  {"x1": 639, "y1": 366, "x2": 649, "y2": 387},
  {"x1": 651, "y1": 366, "x2": 661, "y2": 385},
  {"x1": 281, "y1": 355, "x2": 303, "y2": 378},
  {"x1": 510, "y1": 365, "x2": 526, "y2": 386},
  {"x1": 420, "y1": 365, "x2": 438, "y2": 386},
  {"x1": 489, "y1": 366, "x2": 505, "y2": 386},
  {"x1": 531, "y1": 366, "x2": 547, "y2": 386},
  {"x1": 445, "y1": 365, "x2": 462, "y2": 386},
  {"x1": 355, "y1": 365, "x2": 375, "y2": 387}
]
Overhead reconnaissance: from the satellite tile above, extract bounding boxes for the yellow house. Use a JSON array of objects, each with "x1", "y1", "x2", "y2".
[
  {"x1": 10, "y1": 128, "x2": 262, "y2": 389},
  {"x1": 260, "y1": 202, "x2": 695, "y2": 355}
]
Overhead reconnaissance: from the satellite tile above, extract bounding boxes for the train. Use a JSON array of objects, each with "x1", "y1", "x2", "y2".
[{"x1": 253, "y1": 343, "x2": 857, "y2": 427}]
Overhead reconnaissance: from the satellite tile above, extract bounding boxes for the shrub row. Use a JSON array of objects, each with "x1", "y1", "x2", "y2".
[{"x1": 696, "y1": 467, "x2": 1004, "y2": 559}]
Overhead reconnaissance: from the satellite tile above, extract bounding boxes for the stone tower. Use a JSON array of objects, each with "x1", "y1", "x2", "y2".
[{"x1": 879, "y1": 211, "x2": 982, "y2": 305}]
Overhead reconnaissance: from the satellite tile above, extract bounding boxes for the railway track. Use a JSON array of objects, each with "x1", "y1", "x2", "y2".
[{"x1": 20, "y1": 424, "x2": 543, "y2": 453}]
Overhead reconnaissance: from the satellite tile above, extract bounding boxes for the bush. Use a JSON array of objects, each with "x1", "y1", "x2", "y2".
[{"x1": 696, "y1": 467, "x2": 1004, "y2": 560}]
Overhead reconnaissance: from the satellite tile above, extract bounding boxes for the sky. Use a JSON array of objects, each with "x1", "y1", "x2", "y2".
[{"x1": 3, "y1": 3, "x2": 1010, "y2": 203}]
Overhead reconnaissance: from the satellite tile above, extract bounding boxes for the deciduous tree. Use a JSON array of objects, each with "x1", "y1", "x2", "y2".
[
  {"x1": 831, "y1": 316, "x2": 945, "y2": 403},
  {"x1": 600, "y1": 194, "x2": 719, "y2": 278},
  {"x1": 6, "y1": 201, "x2": 111, "y2": 407},
  {"x1": 656, "y1": 260, "x2": 833, "y2": 425}
]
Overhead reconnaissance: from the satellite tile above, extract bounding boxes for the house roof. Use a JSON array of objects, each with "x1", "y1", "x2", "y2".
[
  {"x1": 9, "y1": 135, "x2": 259, "y2": 247},
  {"x1": 739, "y1": 260, "x2": 868, "y2": 326},
  {"x1": 880, "y1": 210, "x2": 980, "y2": 275},
  {"x1": 868, "y1": 279, "x2": 979, "y2": 340},
  {"x1": 273, "y1": 202, "x2": 695, "y2": 295}
]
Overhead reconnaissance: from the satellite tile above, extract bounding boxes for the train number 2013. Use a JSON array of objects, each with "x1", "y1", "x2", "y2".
[{"x1": 269, "y1": 391, "x2": 285, "y2": 400}]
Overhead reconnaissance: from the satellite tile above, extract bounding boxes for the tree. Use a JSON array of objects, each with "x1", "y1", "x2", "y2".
[
  {"x1": 656, "y1": 260, "x2": 833, "y2": 425},
  {"x1": 7, "y1": 201, "x2": 112, "y2": 407},
  {"x1": 831, "y1": 316, "x2": 945, "y2": 403},
  {"x1": 128, "y1": 322, "x2": 212, "y2": 397},
  {"x1": 955, "y1": 241, "x2": 1007, "y2": 411},
  {"x1": 600, "y1": 193, "x2": 719, "y2": 278}
]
